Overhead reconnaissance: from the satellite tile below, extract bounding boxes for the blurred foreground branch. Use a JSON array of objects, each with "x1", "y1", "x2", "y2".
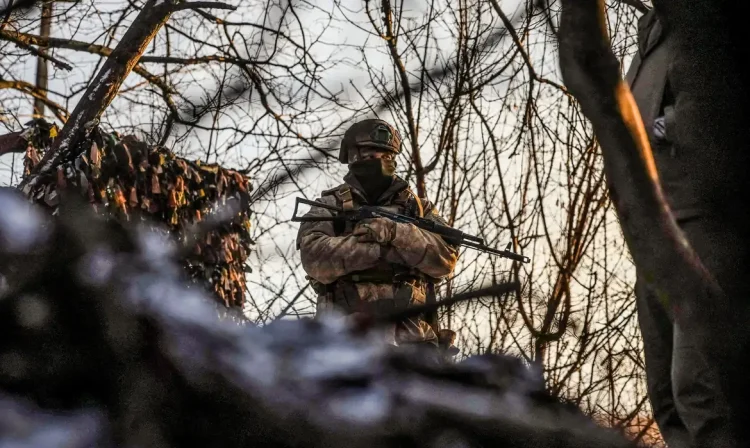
[{"x1": 0, "y1": 188, "x2": 633, "y2": 448}]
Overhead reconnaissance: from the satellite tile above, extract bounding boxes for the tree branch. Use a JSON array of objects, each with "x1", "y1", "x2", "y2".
[
  {"x1": 0, "y1": 29, "x2": 263, "y2": 125},
  {"x1": 169, "y1": 1, "x2": 236, "y2": 12},
  {"x1": 0, "y1": 131, "x2": 24, "y2": 156},
  {"x1": 0, "y1": 0, "x2": 38, "y2": 18},
  {"x1": 378, "y1": 0, "x2": 425, "y2": 197},
  {"x1": 0, "y1": 30, "x2": 178, "y2": 92},
  {"x1": 17, "y1": 0, "x2": 183, "y2": 192},
  {"x1": 1, "y1": 28, "x2": 72, "y2": 70},
  {"x1": 0, "y1": 78, "x2": 69, "y2": 122},
  {"x1": 379, "y1": 282, "x2": 520, "y2": 325},
  {"x1": 487, "y1": 0, "x2": 568, "y2": 94}
]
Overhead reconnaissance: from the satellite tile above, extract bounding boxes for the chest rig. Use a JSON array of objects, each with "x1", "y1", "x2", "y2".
[
  {"x1": 312, "y1": 183, "x2": 440, "y2": 328},
  {"x1": 318, "y1": 183, "x2": 427, "y2": 288},
  {"x1": 321, "y1": 183, "x2": 425, "y2": 236}
]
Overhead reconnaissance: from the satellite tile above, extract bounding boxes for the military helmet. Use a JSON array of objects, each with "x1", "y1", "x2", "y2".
[{"x1": 339, "y1": 119, "x2": 402, "y2": 163}]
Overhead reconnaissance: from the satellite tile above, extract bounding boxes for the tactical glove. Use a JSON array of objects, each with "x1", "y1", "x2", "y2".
[
  {"x1": 352, "y1": 218, "x2": 397, "y2": 245},
  {"x1": 438, "y1": 329, "x2": 460, "y2": 358}
]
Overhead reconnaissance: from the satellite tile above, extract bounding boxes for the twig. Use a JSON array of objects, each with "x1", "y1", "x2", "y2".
[
  {"x1": 378, "y1": 282, "x2": 520, "y2": 325},
  {"x1": 0, "y1": 0, "x2": 37, "y2": 17},
  {"x1": 170, "y1": 1, "x2": 236, "y2": 12},
  {"x1": 487, "y1": 0, "x2": 567, "y2": 94},
  {"x1": 1, "y1": 31, "x2": 72, "y2": 70},
  {"x1": 276, "y1": 283, "x2": 311, "y2": 319},
  {"x1": 0, "y1": 78, "x2": 69, "y2": 122}
]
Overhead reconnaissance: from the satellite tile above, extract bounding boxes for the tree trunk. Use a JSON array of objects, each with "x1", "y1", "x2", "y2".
[
  {"x1": 32, "y1": 1, "x2": 52, "y2": 119},
  {"x1": 557, "y1": 0, "x2": 750, "y2": 438}
]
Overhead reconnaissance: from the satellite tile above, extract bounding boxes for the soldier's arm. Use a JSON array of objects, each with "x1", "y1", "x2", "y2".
[
  {"x1": 296, "y1": 196, "x2": 382, "y2": 284},
  {"x1": 387, "y1": 199, "x2": 458, "y2": 279}
]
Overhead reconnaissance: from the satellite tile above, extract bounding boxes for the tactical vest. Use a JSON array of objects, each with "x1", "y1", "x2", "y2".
[
  {"x1": 322, "y1": 183, "x2": 425, "y2": 235},
  {"x1": 312, "y1": 183, "x2": 432, "y2": 315}
]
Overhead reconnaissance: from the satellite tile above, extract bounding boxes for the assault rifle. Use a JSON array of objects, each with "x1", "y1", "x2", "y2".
[{"x1": 291, "y1": 197, "x2": 530, "y2": 263}]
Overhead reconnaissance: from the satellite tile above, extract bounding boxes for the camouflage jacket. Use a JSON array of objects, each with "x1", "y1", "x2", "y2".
[{"x1": 296, "y1": 173, "x2": 458, "y2": 317}]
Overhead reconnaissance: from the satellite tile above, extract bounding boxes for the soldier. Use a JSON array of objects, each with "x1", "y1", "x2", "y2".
[
  {"x1": 626, "y1": 8, "x2": 734, "y2": 448},
  {"x1": 296, "y1": 119, "x2": 459, "y2": 350}
]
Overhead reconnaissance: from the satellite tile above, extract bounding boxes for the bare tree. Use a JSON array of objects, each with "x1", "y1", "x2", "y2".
[
  {"x1": 1, "y1": 1, "x2": 346, "y2": 177},
  {"x1": 0, "y1": 0, "x2": 663, "y2": 443}
]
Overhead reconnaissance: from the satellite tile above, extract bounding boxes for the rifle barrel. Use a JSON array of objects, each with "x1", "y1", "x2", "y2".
[
  {"x1": 460, "y1": 240, "x2": 530, "y2": 263},
  {"x1": 291, "y1": 198, "x2": 530, "y2": 263}
]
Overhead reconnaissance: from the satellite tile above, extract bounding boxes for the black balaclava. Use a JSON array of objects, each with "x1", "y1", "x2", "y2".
[{"x1": 348, "y1": 157, "x2": 396, "y2": 203}]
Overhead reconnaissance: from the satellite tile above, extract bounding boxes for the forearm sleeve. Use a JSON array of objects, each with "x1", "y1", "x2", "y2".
[
  {"x1": 388, "y1": 200, "x2": 458, "y2": 279},
  {"x1": 296, "y1": 197, "x2": 381, "y2": 284}
]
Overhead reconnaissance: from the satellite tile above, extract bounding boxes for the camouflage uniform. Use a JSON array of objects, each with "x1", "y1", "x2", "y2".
[{"x1": 296, "y1": 120, "x2": 458, "y2": 347}]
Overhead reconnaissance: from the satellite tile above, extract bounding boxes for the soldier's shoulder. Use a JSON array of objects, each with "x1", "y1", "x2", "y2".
[
  {"x1": 309, "y1": 194, "x2": 338, "y2": 208},
  {"x1": 320, "y1": 183, "x2": 349, "y2": 199},
  {"x1": 417, "y1": 195, "x2": 439, "y2": 215},
  {"x1": 320, "y1": 185, "x2": 339, "y2": 197}
]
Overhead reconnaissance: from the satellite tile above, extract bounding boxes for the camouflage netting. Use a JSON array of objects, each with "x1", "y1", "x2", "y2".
[{"x1": 13, "y1": 118, "x2": 253, "y2": 309}]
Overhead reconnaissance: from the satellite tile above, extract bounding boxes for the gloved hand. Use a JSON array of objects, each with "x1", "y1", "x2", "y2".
[
  {"x1": 352, "y1": 218, "x2": 397, "y2": 245},
  {"x1": 438, "y1": 329, "x2": 460, "y2": 358}
]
